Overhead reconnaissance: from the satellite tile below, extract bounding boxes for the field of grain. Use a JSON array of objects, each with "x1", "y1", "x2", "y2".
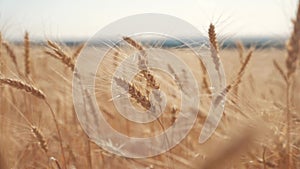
[{"x1": 0, "y1": 4, "x2": 300, "y2": 169}]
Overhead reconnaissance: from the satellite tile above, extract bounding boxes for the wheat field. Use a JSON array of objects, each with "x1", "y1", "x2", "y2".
[{"x1": 0, "y1": 3, "x2": 300, "y2": 169}]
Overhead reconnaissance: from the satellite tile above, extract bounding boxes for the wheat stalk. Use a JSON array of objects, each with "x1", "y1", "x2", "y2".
[
  {"x1": 24, "y1": 31, "x2": 31, "y2": 77},
  {"x1": 273, "y1": 60, "x2": 288, "y2": 83},
  {"x1": 284, "y1": 2, "x2": 300, "y2": 168},
  {"x1": 0, "y1": 76, "x2": 66, "y2": 169}
]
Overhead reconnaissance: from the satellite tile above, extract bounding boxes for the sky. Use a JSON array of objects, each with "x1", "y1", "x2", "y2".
[{"x1": 0, "y1": 0, "x2": 298, "y2": 40}]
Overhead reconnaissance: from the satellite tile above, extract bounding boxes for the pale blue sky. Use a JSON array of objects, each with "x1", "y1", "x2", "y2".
[{"x1": 0, "y1": 0, "x2": 298, "y2": 40}]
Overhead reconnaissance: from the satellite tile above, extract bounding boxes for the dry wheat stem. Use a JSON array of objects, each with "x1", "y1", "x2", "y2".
[
  {"x1": 273, "y1": 60, "x2": 288, "y2": 84},
  {"x1": 284, "y1": 2, "x2": 300, "y2": 168},
  {"x1": 24, "y1": 31, "x2": 31, "y2": 77}
]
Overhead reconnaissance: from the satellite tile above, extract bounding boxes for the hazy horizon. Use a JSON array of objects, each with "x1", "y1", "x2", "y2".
[{"x1": 0, "y1": 0, "x2": 298, "y2": 41}]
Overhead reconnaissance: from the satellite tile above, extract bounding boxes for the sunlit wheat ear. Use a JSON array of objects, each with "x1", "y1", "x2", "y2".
[
  {"x1": 114, "y1": 77, "x2": 151, "y2": 110},
  {"x1": 72, "y1": 43, "x2": 85, "y2": 59},
  {"x1": 286, "y1": 1, "x2": 300, "y2": 78},
  {"x1": 0, "y1": 77, "x2": 46, "y2": 99},
  {"x1": 222, "y1": 49, "x2": 253, "y2": 96},
  {"x1": 235, "y1": 49, "x2": 254, "y2": 87},
  {"x1": 2, "y1": 41, "x2": 22, "y2": 75},
  {"x1": 208, "y1": 23, "x2": 222, "y2": 78},
  {"x1": 123, "y1": 36, "x2": 160, "y2": 89},
  {"x1": 24, "y1": 31, "x2": 31, "y2": 77},
  {"x1": 45, "y1": 40, "x2": 75, "y2": 71},
  {"x1": 31, "y1": 126, "x2": 48, "y2": 153},
  {"x1": 236, "y1": 41, "x2": 244, "y2": 64}
]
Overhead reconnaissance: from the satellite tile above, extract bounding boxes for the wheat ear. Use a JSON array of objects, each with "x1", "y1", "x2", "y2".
[
  {"x1": 24, "y1": 31, "x2": 31, "y2": 77},
  {"x1": 45, "y1": 40, "x2": 74, "y2": 71},
  {"x1": 114, "y1": 77, "x2": 151, "y2": 110},
  {"x1": 0, "y1": 77, "x2": 46, "y2": 99},
  {"x1": 2, "y1": 41, "x2": 22, "y2": 75},
  {"x1": 284, "y1": 2, "x2": 300, "y2": 168},
  {"x1": 286, "y1": 1, "x2": 300, "y2": 78},
  {"x1": 31, "y1": 125, "x2": 48, "y2": 153},
  {"x1": 72, "y1": 43, "x2": 85, "y2": 59},
  {"x1": 236, "y1": 41, "x2": 244, "y2": 64},
  {"x1": 208, "y1": 23, "x2": 222, "y2": 81},
  {"x1": 0, "y1": 76, "x2": 66, "y2": 169},
  {"x1": 123, "y1": 36, "x2": 160, "y2": 89}
]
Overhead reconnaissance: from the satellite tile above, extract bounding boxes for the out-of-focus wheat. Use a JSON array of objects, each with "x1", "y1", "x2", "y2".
[{"x1": 24, "y1": 31, "x2": 31, "y2": 77}]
